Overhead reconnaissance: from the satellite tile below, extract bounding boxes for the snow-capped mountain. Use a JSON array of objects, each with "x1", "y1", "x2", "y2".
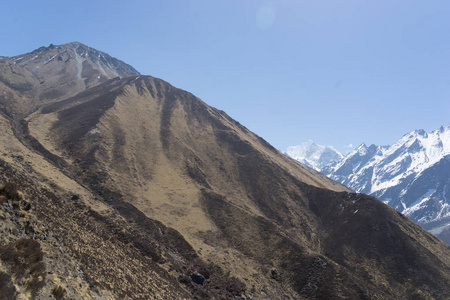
[
  {"x1": 284, "y1": 140, "x2": 343, "y2": 171},
  {"x1": 323, "y1": 125, "x2": 450, "y2": 243}
]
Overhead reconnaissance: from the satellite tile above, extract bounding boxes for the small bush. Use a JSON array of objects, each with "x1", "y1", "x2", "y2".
[
  {"x1": 0, "y1": 238, "x2": 46, "y2": 296},
  {"x1": 0, "y1": 271, "x2": 18, "y2": 300},
  {"x1": 0, "y1": 239, "x2": 44, "y2": 270},
  {"x1": 0, "y1": 182, "x2": 23, "y2": 202},
  {"x1": 30, "y1": 261, "x2": 46, "y2": 276},
  {"x1": 26, "y1": 275, "x2": 46, "y2": 298},
  {"x1": 52, "y1": 285, "x2": 67, "y2": 300}
]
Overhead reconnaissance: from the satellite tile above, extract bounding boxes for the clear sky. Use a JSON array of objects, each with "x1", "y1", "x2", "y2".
[{"x1": 2, "y1": 0, "x2": 450, "y2": 153}]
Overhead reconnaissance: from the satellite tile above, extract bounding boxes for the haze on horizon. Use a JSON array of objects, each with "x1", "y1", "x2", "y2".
[{"x1": 2, "y1": 0, "x2": 449, "y2": 154}]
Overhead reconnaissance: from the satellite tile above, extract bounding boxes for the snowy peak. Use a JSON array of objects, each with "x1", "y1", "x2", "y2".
[
  {"x1": 351, "y1": 143, "x2": 378, "y2": 158},
  {"x1": 392, "y1": 125, "x2": 450, "y2": 168},
  {"x1": 324, "y1": 124, "x2": 450, "y2": 244},
  {"x1": 285, "y1": 140, "x2": 343, "y2": 171},
  {"x1": 323, "y1": 143, "x2": 379, "y2": 183},
  {"x1": 329, "y1": 125, "x2": 450, "y2": 195}
]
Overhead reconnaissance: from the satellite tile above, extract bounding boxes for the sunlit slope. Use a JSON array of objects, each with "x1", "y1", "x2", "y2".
[{"x1": 23, "y1": 75, "x2": 450, "y2": 299}]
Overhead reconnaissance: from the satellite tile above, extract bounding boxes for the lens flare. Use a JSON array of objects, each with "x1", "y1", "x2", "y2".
[{"x1": 256, "y1": 5, "x2": 276, "y2": 30}]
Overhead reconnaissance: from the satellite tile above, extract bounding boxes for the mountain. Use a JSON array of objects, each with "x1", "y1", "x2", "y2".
[
  {"x1": 323, "y1": 126, "x2": 450, "y2": 244},
  {"x1": 0, "y1": 43, "x2": 449, "y2": 299},
  {"x1": 0, "y1": 42, "x2": 139, "y2": 117},
  {"x1": 285, "y1": 140, "x2": 343, "y2": 171}
]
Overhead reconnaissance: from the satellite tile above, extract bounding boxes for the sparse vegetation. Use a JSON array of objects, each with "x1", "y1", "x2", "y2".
[
  {"x1": 52, "y1": 285, "x2": 67, "y2": 299},
  {"x1": 174, "y1": 258, "x2": 246, "y2": 299},
  {"x1": 0, "y1": 271, "x2": 18, "y2": 300},
  {"x1": 0, "y1": 42, "x2": 447, "y2": 299},
  {"x1": 0, "y1": 182, "x2": 24, "y2": 202},
  {"x1": 0, "y1": 238, "x2": 46, "y2": 297}
]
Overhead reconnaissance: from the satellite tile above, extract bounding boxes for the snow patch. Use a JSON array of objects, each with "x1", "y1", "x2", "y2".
[
  {"x1": 74, "y1": 50, "x2": 87, "y2": 89},
  {"x1": 89, "y1": 128, "x2": 100, "y2": 135},
  {"x1": 429, "y1": 223, "x2": 450, "y2": 235},
  {"x1": 43, "y1": 54, "x2": 58, "y2": 65}
]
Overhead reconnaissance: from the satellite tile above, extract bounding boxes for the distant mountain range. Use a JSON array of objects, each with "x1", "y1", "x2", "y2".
[
  {"x1": 286, "y1": 125, "x2": 450, "y2": 244},
  {"x1": 284, "y1": 140, "x2": 343, "y2": 171}
]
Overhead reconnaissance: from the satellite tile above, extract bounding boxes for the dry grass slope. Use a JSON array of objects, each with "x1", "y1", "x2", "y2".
[
  {"x1": 0, "y1": 43, "x2": 448, "y2": 299},
  {"x1": 22, "y1": 75, "x2": 450, "y2": 299}
]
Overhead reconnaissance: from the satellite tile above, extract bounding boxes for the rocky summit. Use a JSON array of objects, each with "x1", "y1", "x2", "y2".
[{"x1": 0, "y1": 43, "x2": 449, "y2": 299}]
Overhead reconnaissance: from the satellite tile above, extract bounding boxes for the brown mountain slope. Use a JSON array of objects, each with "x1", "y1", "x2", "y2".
[
  {"x1": 0, "y1": 43, "x2": 448, "y2": 299},
  {"x1": 19, "y1": 75, "x2": 450, "y2": 299}
]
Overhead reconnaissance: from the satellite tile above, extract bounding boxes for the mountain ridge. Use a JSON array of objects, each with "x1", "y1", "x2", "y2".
[
  {"x1": 0, "y1": 42, "x2": 139, "y2": 118},
  {"x1": 0, "y1": 43, "x2": 449, "y2": 299},
  {"x1": 288, "y1": 125, "x2": 450, "y2": 244}
]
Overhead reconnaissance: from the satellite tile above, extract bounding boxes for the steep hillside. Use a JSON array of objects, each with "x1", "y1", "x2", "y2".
[{"x1": 0, "y1": 43, "x2": 449, "y2": 299}]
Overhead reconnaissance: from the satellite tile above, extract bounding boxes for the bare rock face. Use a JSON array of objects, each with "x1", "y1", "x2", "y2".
[
  {"x1": 0, "y1": 42, "x2": 139, "y2": 116},
  {"x1": 0, "y1": 43, "x2": 448, "y2": 299}
]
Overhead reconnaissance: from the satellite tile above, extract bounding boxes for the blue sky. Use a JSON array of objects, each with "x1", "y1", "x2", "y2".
[{"x1": 2, "y1": 0, "x2": 450, "y2": 153}]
